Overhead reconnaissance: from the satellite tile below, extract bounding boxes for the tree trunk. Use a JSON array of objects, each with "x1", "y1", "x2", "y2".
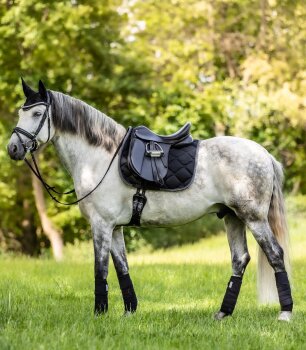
[
  {"x1": 31, "y1": 166, "x2": 64, "y2": 261},
  {"x1": 291, "y1": 177, "x2": 301, "y2": 196},
  {"x1": 257, "y1": 0, "x2": 268, "y2": 49},
  {"x1": 16, "y1": 170, "x2": 40, "y2": 256}
]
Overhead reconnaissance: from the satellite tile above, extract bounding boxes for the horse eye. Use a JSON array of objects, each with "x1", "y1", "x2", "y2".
[{"x1": 34, "y1": 112, "x2": 42, "y2": 117}]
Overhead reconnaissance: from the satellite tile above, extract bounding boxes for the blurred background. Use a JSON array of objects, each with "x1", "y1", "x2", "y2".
[{"x1": 0, "y1": 0, "x2": 305, "y2": 260}]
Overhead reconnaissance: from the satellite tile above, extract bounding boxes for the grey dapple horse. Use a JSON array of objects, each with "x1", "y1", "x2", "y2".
[{"x1": 7, "y1": 80, "x2": 293, "y2": 321}]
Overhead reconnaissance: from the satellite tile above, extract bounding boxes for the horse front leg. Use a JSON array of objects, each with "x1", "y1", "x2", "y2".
[
  {"x1": 111, "y1": 226, "x2": 138, "y2": 313},
  {"x1": 215, "y1": 214, "x2": 250, "y2": 320},
  {"x1": 92, "y1": 220, "x2": 113, "y2": 315}
]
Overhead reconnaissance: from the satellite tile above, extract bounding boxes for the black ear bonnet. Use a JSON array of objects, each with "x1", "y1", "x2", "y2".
[{"x1": 21, "y1": 78, "x2": 51, "y2": 110}]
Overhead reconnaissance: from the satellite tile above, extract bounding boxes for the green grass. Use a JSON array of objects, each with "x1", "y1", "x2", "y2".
[{"x1": 0, "y1": 211, "x2": 306, "y2": 349}]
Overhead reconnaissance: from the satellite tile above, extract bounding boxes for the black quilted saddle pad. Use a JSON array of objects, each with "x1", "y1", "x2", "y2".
[{"x1": 119, "y1": 129, "x2": 200, "y2": 191}]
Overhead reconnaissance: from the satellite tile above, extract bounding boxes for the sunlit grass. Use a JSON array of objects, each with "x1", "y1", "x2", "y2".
[{"x1": 0, "y1": 200, "x2": 305, "y2": 349}]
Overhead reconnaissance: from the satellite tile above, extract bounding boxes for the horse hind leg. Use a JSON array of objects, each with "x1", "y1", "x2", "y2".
[
  {"x1": 215, "y1": 213, "x2": 250, "y2": 320},
  {"x1": 247, "y1": 219, "x2": 293, "y2": 321}
]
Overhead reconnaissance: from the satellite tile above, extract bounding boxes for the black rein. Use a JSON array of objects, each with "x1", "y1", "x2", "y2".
[{"x1": 12, "y1": 94, "x2": 125, "y2": 206}]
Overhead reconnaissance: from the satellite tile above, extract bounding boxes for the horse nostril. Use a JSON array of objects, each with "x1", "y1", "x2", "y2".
[{"x1": 7, "y1": 142, "x2": 24, "y2": 160}]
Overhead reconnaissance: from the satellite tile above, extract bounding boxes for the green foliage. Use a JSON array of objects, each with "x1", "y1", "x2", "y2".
[
  {"x1": 0, "y1": 0, "x2": 305, "y2": 255},
  {"x1": 122, "y1": 215, "x2": 224, "y2": 252},
  {"x1": 127, "y1": 0, "x2": 306, "y2": 191},
  {"x1": 139, "y1": 215, "x2": 224, "y2": 250}
]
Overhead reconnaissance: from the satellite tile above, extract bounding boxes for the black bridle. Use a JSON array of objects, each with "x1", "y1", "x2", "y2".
[
  {"x1": 14, "y1": 99, "x2": 51, "y2": 153},
  {"x1": 12, "y1": 93, "x2": 125, "y2": 205}
]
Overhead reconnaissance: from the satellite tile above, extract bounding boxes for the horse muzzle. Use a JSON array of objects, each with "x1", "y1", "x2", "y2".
[{"x1": 7, "y1": 138, "x2": 27, "y2": 160}]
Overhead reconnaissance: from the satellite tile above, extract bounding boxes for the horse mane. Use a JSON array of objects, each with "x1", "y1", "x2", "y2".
[{"x1": 50, "y1": 91, "x2": 125, "y2": 152}]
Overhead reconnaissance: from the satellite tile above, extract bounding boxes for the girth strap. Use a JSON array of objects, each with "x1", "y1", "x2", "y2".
[{"x1": 127, "y1": 188, "x2": 147, "y2": 226}]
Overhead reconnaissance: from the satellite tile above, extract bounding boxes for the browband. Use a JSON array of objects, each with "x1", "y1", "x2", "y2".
[{"x1": 21, "y1": 101, "x2": 50, "y2": 111}]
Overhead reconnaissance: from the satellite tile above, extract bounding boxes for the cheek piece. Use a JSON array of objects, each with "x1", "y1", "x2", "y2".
[{"x1": 12, "y1": 93, "x2": 51, "y2": 153}]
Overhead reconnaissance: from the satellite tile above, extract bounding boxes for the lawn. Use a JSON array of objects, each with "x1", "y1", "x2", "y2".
[{"x1": 0, "y1": 201, "x2": 305, "y2": 349}]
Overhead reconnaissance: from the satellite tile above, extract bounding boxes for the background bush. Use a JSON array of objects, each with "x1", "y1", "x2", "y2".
[{"x1": 0, "y1": 0, "x2": 305, "y2": 255}]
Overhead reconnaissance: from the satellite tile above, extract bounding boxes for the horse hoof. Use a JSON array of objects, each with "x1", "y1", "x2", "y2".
[
  {"x1": 214, "y1": 311, "x2": 228, "y2": 320},
  {"x1": 124, "y1": 310, "x2": 136, "y2": 317},
  {"x1": 94, "y1": 304, "x2": 108, "y2": 316},
  {"x1": 278, "y1": 311, "x2": 292, "y2": 322}
]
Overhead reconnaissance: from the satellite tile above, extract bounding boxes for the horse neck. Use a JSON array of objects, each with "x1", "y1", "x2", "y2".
[
  {"x1": 52, "y1": 132, "x2": 122, "y2": 196},
  {"x1": 50, "y1": 92, "x2": 126, "y2": 181}
]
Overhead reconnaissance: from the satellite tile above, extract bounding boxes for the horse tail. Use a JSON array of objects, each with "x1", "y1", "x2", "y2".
[{"x1": 257, "y1": 155, "x2": 290, "y2": 304}]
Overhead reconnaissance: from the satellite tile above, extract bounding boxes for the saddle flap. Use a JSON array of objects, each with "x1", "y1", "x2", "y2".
[{"x1": 129, "y1": 138, "x2": 170, "y2": 183}]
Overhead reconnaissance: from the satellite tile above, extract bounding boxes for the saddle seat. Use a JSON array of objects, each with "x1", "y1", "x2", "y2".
[
  {"x1": 134, "y1": 123, "x2": 191, "y2": 143},
  {"x1": 127, "y1": 123, "x2": 193, "y2": 185}
]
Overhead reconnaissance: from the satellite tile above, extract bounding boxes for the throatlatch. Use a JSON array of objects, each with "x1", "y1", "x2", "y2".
[
  {"x1": 118, "y1": 273, "x2": 138, "y2": 312},
  {"x1": 275, "y1": 271, "x2": 293, "y2": 311},
  {"x1": 220, "y1": 276, "x2": 242, "y2": 315},
  {"x1": 95, "y1": 279, "x2": 108, "y2": 314}
]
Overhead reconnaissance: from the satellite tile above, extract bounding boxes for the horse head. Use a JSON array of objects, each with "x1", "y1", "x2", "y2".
[{"x1": 7, "y1": 78, "x2": 54, "y2": 160}]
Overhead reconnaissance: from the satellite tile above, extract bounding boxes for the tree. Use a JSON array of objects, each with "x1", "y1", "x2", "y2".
[
  {"x1": 0, "y1": 0, "x2": 305, "y2": 256},
  {"x1": 0, "y1": 0, "x2": 148, "y2": 256}
]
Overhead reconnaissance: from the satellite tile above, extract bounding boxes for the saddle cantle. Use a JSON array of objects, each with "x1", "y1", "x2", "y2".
[{"x1": 119, "y1": 123, "x2": 199, "y2": 226}]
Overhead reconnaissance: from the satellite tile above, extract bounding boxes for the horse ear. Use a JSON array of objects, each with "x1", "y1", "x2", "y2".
[
  {"x1": 21, "y1": 77, "x2": 35, "y2": 97},
  {"x1": 38, "y1": 80, "x2": 48, "y2": 100}
]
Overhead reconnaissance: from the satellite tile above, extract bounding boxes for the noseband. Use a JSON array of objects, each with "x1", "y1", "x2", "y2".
[{"x1": 13, "y1": 94, "x2": 52, "y2": 152}]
